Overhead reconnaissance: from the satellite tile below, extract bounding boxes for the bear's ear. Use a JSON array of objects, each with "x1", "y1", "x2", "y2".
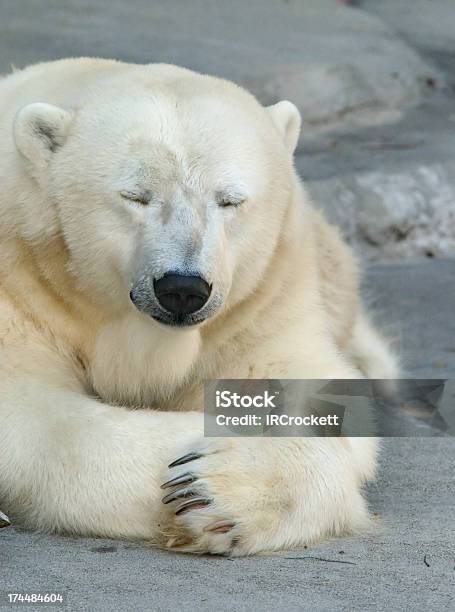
[
  {"x1": 267, "y1": 100, "x2": 301, "y2": 155},
  {"x1": 13, "y1": 103, "x2": 72, "y2": 170}
]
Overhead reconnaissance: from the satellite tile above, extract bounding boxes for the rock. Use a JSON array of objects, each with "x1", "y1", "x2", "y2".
[{"x1": 307, "y1": 162, "x2": 455, "y2": 260}]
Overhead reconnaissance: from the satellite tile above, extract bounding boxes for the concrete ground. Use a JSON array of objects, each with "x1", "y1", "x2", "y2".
[
  {"x1": 2, "y1": 433, "x2": 454, "y2": 612},
  {"x1": 0, "y1": 1, "x2": 454, "y2": 611}
]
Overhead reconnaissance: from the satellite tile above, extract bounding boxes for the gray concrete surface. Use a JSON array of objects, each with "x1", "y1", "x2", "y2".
[
  {"x1": 0, "y1": 0, "x2": 440, "y2": 129},
  {"x1": 2, "y1": 435, "x2": 454, "y2": 612},
  {"x1": 364, "y1": 259, "x2": 455, "y2": 379},
  {"x1": 0, "y1": 1, "x2": 454, "y2": 610}
]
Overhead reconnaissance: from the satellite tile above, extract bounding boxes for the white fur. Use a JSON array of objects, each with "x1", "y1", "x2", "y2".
[{"x1": 0, "y1": 59, "x2": 398, "y2": 555}]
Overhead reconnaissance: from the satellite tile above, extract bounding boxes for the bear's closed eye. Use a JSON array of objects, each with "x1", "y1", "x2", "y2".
[{"x1": 119, "y1": 191, "x2": 150, "y2": 206}]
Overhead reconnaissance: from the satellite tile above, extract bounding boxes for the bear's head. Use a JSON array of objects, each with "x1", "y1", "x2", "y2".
[{"x1": 13, "y1": 73, "x2": 301, "y2": 329}]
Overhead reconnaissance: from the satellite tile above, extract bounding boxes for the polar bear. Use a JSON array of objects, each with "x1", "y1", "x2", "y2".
[{"x1": 0, "y1": 58, "x2": 398, "y2": 556}]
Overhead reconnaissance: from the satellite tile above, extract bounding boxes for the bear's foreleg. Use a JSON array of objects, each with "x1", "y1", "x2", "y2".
[{"x1": 0, "y1": 377, "x2": 204, "y2": 542}]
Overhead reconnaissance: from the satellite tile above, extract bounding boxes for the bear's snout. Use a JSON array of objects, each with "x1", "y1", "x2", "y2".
[
  {"x1": 129, "y1": 272, "x2": 213, "y2": 326},
  {"x1": 153, "y1": 273, "x2": 211, "y2": 316}
]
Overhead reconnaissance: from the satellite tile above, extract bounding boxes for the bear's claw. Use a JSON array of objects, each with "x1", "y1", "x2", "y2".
[
  {"x1": 162, "y1": 486, "x2": 201, "y2": 504},
  {"x1": 174, "y1": 497, "x2": 212, "y2": 515},
  {"x1": 168, "y1": 451, "x2": 204, "y2": 468},
  {"x1": 0, "y1": 510, "x2": 11, "y2": 528},
  {"x1": 161, "y1": 472, "x2": 197, "y2": 489}
]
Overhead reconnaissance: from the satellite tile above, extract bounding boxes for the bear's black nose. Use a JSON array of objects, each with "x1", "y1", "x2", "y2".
[{"x1": 154, "y1": 274, "x2": 211, "y2": 316}]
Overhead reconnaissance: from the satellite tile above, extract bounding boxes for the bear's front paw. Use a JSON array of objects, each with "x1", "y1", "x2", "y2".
[
  {"x1": 159, "y1": 438, "x2": 301, "y2": 556},
  {"x1": 159, "y1": 437, "x2": 371, "y2": 556}
]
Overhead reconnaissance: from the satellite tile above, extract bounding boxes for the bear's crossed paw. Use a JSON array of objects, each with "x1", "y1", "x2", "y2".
[{"x1": 158, "y1": 438, "x2": 302, "y2": 556}]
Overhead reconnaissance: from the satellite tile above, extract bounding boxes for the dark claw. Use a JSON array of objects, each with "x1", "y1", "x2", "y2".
[
  {"x1": 168, "y1": 451, "x2": 204, "y2": 468},
  {"x1": 162, "y1": 487, "x2": 198, "y2": 505},
  {"x1": 160, "y1": 472, "x2": 197, "y2": 490},
  {"x1": 0, "y1": 510, "x2": 11, "y2": 529},
  {"x1": 175, "y1": 497, "x2": 212, "y2": 516}
]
